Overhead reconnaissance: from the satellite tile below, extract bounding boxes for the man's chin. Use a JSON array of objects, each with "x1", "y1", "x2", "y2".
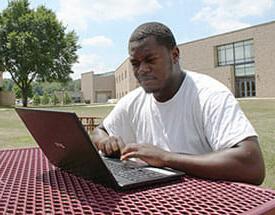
[{"x1": 141, "y1": 86, "x2": 158, "y2": 94}]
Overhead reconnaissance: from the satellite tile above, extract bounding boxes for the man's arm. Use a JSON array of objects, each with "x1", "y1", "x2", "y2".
[
  {"x1": 121, "y1": 136, "x2": 265, "y2": 185},
  {"x1": 91, "y1": 124, "x2": 125, "y2": 157}
]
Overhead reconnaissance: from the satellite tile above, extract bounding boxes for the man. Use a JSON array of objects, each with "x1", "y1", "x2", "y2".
[{"x1": 92, "y1": 22, "x2": 265, "y2": 185}]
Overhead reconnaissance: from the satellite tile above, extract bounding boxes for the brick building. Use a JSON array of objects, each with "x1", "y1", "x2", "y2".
[
  {"x1": 81, "y1": 71, "x2": 115, "y2": 103},
  {"x1": 81, "y1": 21, "x2": 275, "y2": 101},
  {"x1": 116, "y1": 21, "x2": 275, "y2": 98}
]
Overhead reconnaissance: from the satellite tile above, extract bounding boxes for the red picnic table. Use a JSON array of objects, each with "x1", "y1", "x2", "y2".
[{"x1": 0, "y1": 147, "x2": 275, "y2": 214}]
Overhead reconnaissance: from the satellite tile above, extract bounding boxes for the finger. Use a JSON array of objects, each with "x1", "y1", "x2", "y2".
[
  {"x1": 94, "y1": 141, "x2": 100, "y2": 150},
  {"x1": 104, "y1": 141, "x2": 113, "y2": 155},
  {"x1": 110, "y1": 141, "x2": 119, "y2": 153},
  {"x1": 121, "y1": 144, "x2": 139, "y2": 155},
  {"x1": 116, "y1": 136, "x2": 126, "y2": 151},
  {"x1": 109, "y1": 136, "x2": 120, "y2": 152},
  {"x1": 95, "y1": 136, "x2": 108, "y2": 152},
  {"x1": 120, "y1": 151, "x2": 137, "y2": 161}
]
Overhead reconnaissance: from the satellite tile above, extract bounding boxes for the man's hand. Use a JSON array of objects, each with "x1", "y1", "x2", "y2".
[
  {"x1": 94, "y1": 135, "x2": 126, "y2": 158},
  {"x1": 121, "y1": 144, "x2": 169, "y2": 167}
]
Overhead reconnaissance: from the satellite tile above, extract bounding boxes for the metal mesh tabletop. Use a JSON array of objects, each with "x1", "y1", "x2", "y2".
[{"x1": 1, "y1": 148, "x2": 275, "y2": 215}]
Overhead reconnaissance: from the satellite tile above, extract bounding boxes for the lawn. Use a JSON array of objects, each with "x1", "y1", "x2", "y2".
[
  {"x1": 0, "y1": 104, "x2": 114, "y2": 149},
  {"x1": 0, "y1": 100, "x2": 274, "y2": 189}
]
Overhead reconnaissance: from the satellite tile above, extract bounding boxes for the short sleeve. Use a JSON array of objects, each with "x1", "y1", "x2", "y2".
[
  {"x1": 103, "y1": 99, "x2": 136, "y2": 144},
  {"x1": 203, "y1": 91, "x2": 258, "y2": 151}
]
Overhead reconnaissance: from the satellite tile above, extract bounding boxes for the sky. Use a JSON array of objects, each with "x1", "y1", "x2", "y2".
[{"x1": 1, "y1": 0, "x2": 275, "y2": 80}]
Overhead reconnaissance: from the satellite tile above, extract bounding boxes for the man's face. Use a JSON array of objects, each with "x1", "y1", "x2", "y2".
[{"x1": 129, "y1": 36, "x2": 178, "y2": 94}]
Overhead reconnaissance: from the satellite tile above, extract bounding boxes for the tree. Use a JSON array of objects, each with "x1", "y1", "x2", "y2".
[
  {"x1": 0, "y1": 0, "x2": 79, "y2": 107},
  {"x1": 32, "y1": 94, "x2": 40, "y2": 106},
  {"x1": 32, "y1": 81, "x2": 44, "y2": 96},
  {"x1": 51, "y1": 93, "x2": 59, "y2": 105},
  {"x1": 3, "y1": 79, "x2": 14, "y2": 91},
  {"x1": 12, "y1": 83, "x2": 32, "y2": 99},
  {"x1": 63, "y1": 91, "x2": 71, "y2": 105},
  {"x1": 41, "y1": 92, "x2": 50, "y2": 105}
]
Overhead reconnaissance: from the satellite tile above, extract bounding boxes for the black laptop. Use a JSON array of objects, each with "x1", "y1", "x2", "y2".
[{"x1": 16, "y1": 108, "x2": 184, "y2": 190}]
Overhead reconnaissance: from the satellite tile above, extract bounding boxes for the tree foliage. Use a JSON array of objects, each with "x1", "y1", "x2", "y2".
[
  {"x1": 51, "y1": 93, "x2": 59, "y2": 105},
  {"x1": 0, "y1": 0, "x2": 80, "y2": 106},
  {"x1": 41, "y1": 92, "x2": 50, "y2": 105},
  {"x1": 2, "y1": 79, "x2": 14, "y2": 91},
  {"x1": 32, "y1": 94, "x2": 40, "y2": 106},
  {"x1": 12, "y1": 83, "x2": 32, "y2": 99},
  {"x1": 63, "y1": 91, "x2": 72, "y2": 105}
]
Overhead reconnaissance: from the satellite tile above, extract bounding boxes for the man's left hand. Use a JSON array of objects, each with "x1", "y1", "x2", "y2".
[{"x1": 120, "y1": 144, "x2": 169, "y2": 167}]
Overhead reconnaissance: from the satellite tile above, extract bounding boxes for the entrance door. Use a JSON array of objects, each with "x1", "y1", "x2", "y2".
[
  {"x1": 95, "y1": 91, "x2": 112, "y2": 103},
  {"x1": 235, "y1": 77, "x2": 256, "y2": 98}
]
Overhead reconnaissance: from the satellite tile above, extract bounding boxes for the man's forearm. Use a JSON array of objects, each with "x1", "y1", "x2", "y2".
[
  {"x1": 163, "y1": 140, "x2": 265, "y2": 185},
  {"x1": 91, "y1": 125, "x2": 109, "y2": 144}
]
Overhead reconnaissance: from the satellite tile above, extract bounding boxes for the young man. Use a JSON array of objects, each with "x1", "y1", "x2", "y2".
[{"x1": 92, "y1": 22, "x2": 265, "y2": 185}]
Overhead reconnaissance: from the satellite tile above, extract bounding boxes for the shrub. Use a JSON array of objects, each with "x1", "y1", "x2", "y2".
[
  {"x1": 41, "y1": 93, "x2": 50, "y2": 105},
  {"x1": 32, "y1": 94, "x2": 41, "y2": 106},
  {"x1": 51, "y1": 94, "x2": 59, "y2": 105},
  {"x1": 63, "y1": 92, "x2": 71, "y2": 105}
]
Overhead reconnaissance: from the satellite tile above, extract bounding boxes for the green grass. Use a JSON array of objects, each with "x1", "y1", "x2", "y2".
[
  {"x1": 0, "y1": 104, "x2": 114, "y2": 149},
  {"x1": 238, "y1": 99, "x2": 275, "y2": 189},
  {"x1": 0, "y1": 100, "x2": 274, "y2": 189}
]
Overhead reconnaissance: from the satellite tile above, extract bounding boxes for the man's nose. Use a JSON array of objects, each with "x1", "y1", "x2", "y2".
[{"x1": 138, "y1": 62, "x2": 150, "y2": 74}]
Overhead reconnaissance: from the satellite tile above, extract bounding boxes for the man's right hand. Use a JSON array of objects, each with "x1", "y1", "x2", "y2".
[{"x1": 94, "y1": 135, "x2": 126, "y2": 158}]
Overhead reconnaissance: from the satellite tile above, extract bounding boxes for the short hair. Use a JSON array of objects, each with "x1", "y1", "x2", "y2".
[{"x1": 129, "y1": 22, "x2": 177, "y2": 50}]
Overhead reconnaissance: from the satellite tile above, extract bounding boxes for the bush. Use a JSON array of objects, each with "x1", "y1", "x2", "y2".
[
  {"x1": 51, "y1": 94, "x2": 59, "y2": 105},
  {"x1": 32, "y1": 94, "x2": 41, "y2": 106},
  {"x1": 41, "y1": 93, "x2": 50, "y2": 105},
  {"x1": 63, "y1": 92, "x2": 71, "y2": 105}
]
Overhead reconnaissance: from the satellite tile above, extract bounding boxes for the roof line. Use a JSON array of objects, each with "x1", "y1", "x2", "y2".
[{"x1": 178, "y1": 20, "x2": 275, "y2": 46}]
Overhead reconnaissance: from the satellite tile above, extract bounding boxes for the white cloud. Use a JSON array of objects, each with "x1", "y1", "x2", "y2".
[
  {"x1": 71, "y1": 53, "x2": 113, "y2": 79},
  {"x1": 163, "y1": 0, "x2": 173, "y2": 7},
  {"x1": 81, "y1": 36, "x2": 113, "y2": 47},
  {"x1": 57, "y1": 0, "x2": 161, "y2": 31},
  {"x1": 192, "y1": 0, "x2": 274, "y2": 33}
]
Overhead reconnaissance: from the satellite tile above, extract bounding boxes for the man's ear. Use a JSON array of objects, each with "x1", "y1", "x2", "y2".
[{"x1": 171, "y1": 46, "x2": 180, "y2": 64}]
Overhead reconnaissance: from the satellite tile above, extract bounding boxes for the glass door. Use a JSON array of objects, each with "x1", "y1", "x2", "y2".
[{"x1": 235, "y1": 77, "x2": 256, "y2": 98}]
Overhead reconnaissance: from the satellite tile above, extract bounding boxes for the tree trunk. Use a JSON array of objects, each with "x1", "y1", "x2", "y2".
[{"x1": 22, "y1": 90, "x2": 28, "y2": 107}]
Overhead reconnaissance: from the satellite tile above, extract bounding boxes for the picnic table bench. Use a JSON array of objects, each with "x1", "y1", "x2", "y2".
[{"x1": 78, "y1": 116, "x2": 102, "y2": 134}]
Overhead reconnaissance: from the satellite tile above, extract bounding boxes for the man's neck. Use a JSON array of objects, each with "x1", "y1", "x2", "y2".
[{"x1": 153, "y1": 70, "x2": 186, "y2": 102}]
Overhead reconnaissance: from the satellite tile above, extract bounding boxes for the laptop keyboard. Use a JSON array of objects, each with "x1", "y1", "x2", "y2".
[{"x1": 104, "y1": 160, "x2": 164, "y2": 182}]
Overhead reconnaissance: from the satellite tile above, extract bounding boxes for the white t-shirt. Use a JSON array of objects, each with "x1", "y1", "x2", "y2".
[{"x1": 103, "y1": 71, "x2": 257, "y2": 155}]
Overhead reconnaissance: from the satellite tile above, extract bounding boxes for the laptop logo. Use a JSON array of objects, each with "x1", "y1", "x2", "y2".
[{"x1": 54, "y1": 142, "x2": 66, "y2": 149}]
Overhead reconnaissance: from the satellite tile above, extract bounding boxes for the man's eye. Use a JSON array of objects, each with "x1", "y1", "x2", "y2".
[
  {"x1": 131, "y1": 62, "x2": 140, "y2": 67},
  {"x1": 146, "y1": 58, "x2": 156, "y2": 64}
]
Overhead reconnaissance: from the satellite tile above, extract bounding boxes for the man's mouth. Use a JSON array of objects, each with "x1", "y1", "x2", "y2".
[{"x1": 138, "y1": 76, "x2": 156, "y2": 82}]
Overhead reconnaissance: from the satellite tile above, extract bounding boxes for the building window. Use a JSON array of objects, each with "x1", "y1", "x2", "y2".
[
  {"x1": 234, "y1": 40, "x2": 254, "y2": 63},
  {"x1": 235, "y1": 63, "x2": 255, "y2": 77},
  {"x1": 217, "y1": 39, "x2": 256, "y2": 98},
  {"x1": 217, "y1": 39, "x2": 254, "y2": 66},
  {"x1": 217, "y1": 44, "x2": 234, "y2": 66}
]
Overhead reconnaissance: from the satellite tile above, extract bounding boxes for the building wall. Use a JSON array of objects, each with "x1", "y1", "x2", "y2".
[
  {"x1": 81, "y1": 72, "x2": 94, "y2": 103},
  {"x1": 94, "y1": 73, "x2": 115, "y2": 103},
  {"x1": 0, "y1": 91, "x2": 15, "y2": 106},
  {"x1": 115, "y1": 59, "x2": 138, "y2": 99},
  {"x1": 81, "y1": 71, "x2": 116, "y2": 103},
  {"x1": 253, "y1": 23, "x2": 275, "y2": 97},
  {"x1": 0, "y1": 72, "x2": 16, "y2": 106},
  {"x1": 112, "y1": 21, "x2": 275, "y2": 99},
  {"x1": 179, "y1": 21, "x2": 275, "y2": 97},
  {"x1": 0, "y1": 72, "x2": 3, "y2": 89}
]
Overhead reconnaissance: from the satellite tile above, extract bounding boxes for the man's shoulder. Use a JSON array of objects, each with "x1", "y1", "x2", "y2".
[
  {"x1": 117, "y1": 87, "x2": 147, "y2": 106},
  {"x1": 185, "y1": 70, "x2": 231, "y2": 94},
  {"x1": 183, "y1": 70, "x2": 236, "y2": 108}
]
